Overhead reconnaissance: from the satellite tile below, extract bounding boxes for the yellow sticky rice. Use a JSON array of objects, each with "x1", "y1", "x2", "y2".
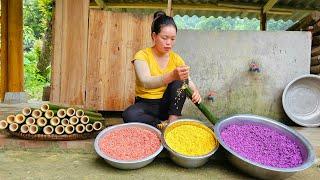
[{"x1": 164, "y1": 121, "x2": 217, "y2": 156}]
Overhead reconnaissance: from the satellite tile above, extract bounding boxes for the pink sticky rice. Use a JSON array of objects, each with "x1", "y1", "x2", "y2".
[{"x1": 99, "y1": 127, "x2": 161, "y2": 161}]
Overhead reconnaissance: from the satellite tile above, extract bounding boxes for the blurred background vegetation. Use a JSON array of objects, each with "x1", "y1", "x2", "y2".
[{"x1": 23, "y1": 0, "x2": 295, "y2": 100}]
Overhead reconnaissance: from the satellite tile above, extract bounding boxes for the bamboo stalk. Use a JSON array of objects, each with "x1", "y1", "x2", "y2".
[
  {"x1": 61, "y1": 118, "x2": 69, "y2": 126},
  {"x1": 22, "y1": 107, "x2": 32, "y2": 116},
  {"x1": 50, "y1": 117, "x2": 60, "y2": 126},
  {"x1": 69, "y1": 116, "x2": 79, "y2": 125},
  {"x1": 85, "y1": 124, "x2": 93, "y2": 132},
  {"x1": 183, "y1": 86, "x2": 219, "y2": 125},
  {"x1": 65, "y1": 125, "x2": 74, "y2": 134},
  {"x1": 6, "y1": 115, "x2": 15, "y2": 124},
  {"x1": 43, "y1": 125, "x2": 54, "y2": 135},
  {"x1": 44, "y1": 110, "x2": 55, "y2": 119},
  {"x1": 32, "y1": 109, "x2": 43, "y2": 119},
  {"x1": 83, "y1": 110, "x2": 103, "y2": 117},
  {"x1": 57, "y1": 109, "x2": 66, "y2": 118},
  {"x1": 25, "y1": 117, "x2": 36, "y2": 125},
  {"x1": 36, "y1": 117, "x2": 47, "y2": 127},
  {"x1": 75, "y1": 124, "x2": 85, "y2": 133},
  {"x1": 9, "y1": 123, "x2": 19, "y2": 132},
  {"x1": 87, "y1": 116, "x2": 105, "y2": 123},
  {"x1": 93, "y1": 121, "x2": 103, "y2": 131},
  {"x1": 14, "y1": 114, "x2": 25, "y2": 124},
  {"x1": 29, "y1": 125, "x2": 41, "y2": 134},
  {"x1": 76, "y1": 109, "x2": 84, "y2": 118},
  {"x1": 20, "y1": 124, "x2": 29, "y2": 133},
  {"x1": 0, "y1": 120, "x2": 8, "y2": 129},
  {"x1": 67, "y1": 108, "x2": 76, "y2": 117},
  {"x1": 55, "y1": 125, "x2": 64, "y2": 135},
  {"x1": 43, "y1": 103, "x2": 101, "y2": 116},
  {"x1": 80, "y1": 116, "x2": 89, "y2": 124}
]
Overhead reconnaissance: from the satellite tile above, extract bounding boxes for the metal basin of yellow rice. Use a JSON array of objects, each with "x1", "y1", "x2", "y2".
[{"x1": 161, "y1": 119, "x2": 219, "y2": 168}]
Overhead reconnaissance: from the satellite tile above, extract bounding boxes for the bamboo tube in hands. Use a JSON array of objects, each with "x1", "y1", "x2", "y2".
[
  {"x1": 80, "y1": 116, "x2": 89, "y2": 124},
  {"x1": 65, "y1": 125, "x2": 74, "y2": 134},
  {"x1": 50, "y1": 117, "x2": 60, "y2": 126},
  {"x1": 57, "y1": 109, "x2": 67, "y2": 118},
  {"x1": 67, "y1": 108, "x2": 76, "y2": 117},
  {"x1": 9, "y1": 123, "x2": 19, "y2": 132},
  {"x1": 61, "y1": 118, "x2": 69, "y2": 126},
  {"x1": 76, "y1": 109, "x2": 84, "y2": 118},
  {"x1": 6, "y1": 115, "x2": 15, "y2": 124},
  {"x1": 0, "y1": 120, "x2": 8, "y2": 129},
  {"x1": 14, "y1": 114, "x2": 25, "y2": 124},
  {"x1": 25, "y1": 117, "x2": 36, "y2": 125},
  {"x1": 75, "y1": 124, "x2": 85, "y2": 133},
  {"x1": 29, "y1": 125, "x2": 41, "y2": 134},
  {"x1": 22, "y1": 107, "x2": 32, "y2": 116},
  {"x1": 44, "y1": 110, "x2": 55, "y2": 119},
  {"x1": 43, "y1": 125, "x2": 54, "y2": 135},
  {"x1": 85, "y1": 124, "x2": 93, "y2": 132},
  {"x1": 32, "y1": 109, "x2": 43, "y2": 119},
  {"x1": 20, "y1": 124, "x2": 29, "y2": 133},
  {"x1": 55, "y1": 125, "x2": 64, "y2": 135},
  {"x1": 69, "y1": 116, "x2": 79, "y2": 125},
  {"x1": 36, "y1": 117, "x2": 47, "y2": 127},
  {"x1": 93, "y1": 121, "x2": 103, "y2": 131}
]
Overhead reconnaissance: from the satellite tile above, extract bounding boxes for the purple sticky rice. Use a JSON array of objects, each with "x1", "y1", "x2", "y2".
[{"x1": 221, "y1": 123, "x2": 303, "y2": 168}]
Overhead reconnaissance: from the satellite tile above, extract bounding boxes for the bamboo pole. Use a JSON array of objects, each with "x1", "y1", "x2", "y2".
[
  {"x1": 0, "y1": 120, "x2": 8, "y2": 129},
  {"x1": 0, "y1": 0, "x2": 8, "y2": 101},
  {"x1": 8, "y1": 0, "x2": 24, "y2": 92}
]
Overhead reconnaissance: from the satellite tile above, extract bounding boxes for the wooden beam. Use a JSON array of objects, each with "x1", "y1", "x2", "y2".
[
  {"x1": 263, "y1": 0, "x2": 278, "y2": 13},
  {"x1": 167, "y1": 0, "x2": 172, "y2": 17},
  {"x1": 287, "y1": 12, "x2": 320, "y2": 31},
  {"x1": 98, "y1": 2, "x2": 293, "y2": 15},
  {"x1": 8, "y1": 0, "x2": 24, "y2": 92},
  {"x1": 1, "y1": 0, "x2": 9, "y2": 101},
  {"x1": 260, "y1": 9, "x2": 267, "y2": 31}
]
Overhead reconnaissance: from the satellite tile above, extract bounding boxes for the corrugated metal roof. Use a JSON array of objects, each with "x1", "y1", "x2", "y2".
[{"x1": 94, "y1": 0, "x2": 320, "y2": 21}]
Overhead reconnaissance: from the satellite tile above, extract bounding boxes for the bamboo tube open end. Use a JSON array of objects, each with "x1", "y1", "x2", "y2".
[
  {"x1": 85, "y1": 124, "x2": 93, "y2": 132},
  {"x1": 20, "y1": 124, "x2": 29, "y2": 133},
  {"x1": 45, "y1": 110, "x2": 54, "y2": 119},
  {"x1": 50, "y1": 117, "x2": 60, "y2": 126},
  {"x1": 9, "y1": 123, "x2": 19, "y2": 132},
  {"x1": 57, "y1": 109, "x2": 67, "y2": 118},
  {"x1": 0, "y1": 120, "x2": 8, "y2": 129},
  {"x1": 61, "y1": 118, "x2": 69, "y2": 126},
  {"x1": 65, "y1": 125, "x2": 74, "y2": 134},
  {"x1": 55, "y1": 125, "x2": 64, "y2": 135},
  {"x1": 32, "y1": 109, "x2": 43, "y2": 119},
  {"x1": 29, "y1": 125, "x2": 38, "y2": 134},
  {"x1": 7, "y1": 115, "x2": 15, "y2": 124},
  {"x1": 37, "y1": 117, "x2": 47, "y2": 127},
  {"x1": 67, "y1": 108, "x2": 76, "y2": 117},
  {"x1": 22, "y1": 107, "x2": 32, "y2": 116},
  {"x1": 41, "y1": 104, "x2": 49, "y2": 112},
  {"x1": 76, "y1": 109, "x2": 84, "y2": 118},
  {"x1": 80, "y1": 116, "x2": 89, "y2": 124},
  {"x1": 76, "y1": 124, "x2": 85, "y2": 133},
  {"x1": 14, "y1": 114, "x2": 26, "y2": 124},
  {"x1": 43, "y1": 125, "x2": 54, "y2": 135},
  {"x1": 93, "y1": 121, "x2": 103, "y2": 131},
  {"x1": 26, "y1": 117, "x2": 36, "y2": 125},
  {"x1": 69, "y1": 116, "x2": 79, "y2": 125}
]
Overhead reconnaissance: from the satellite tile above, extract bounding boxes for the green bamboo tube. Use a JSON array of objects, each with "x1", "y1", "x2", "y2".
[
  {"x1": 61, "y1": 118, "x2": 69, "y2": 126},
  {"x1": 0, "y1": 120, "x2": 8, "y2": 129},
  {"x1": 25, "y1": 117, "x2": 36, "y2": 125},
  {"x1": 14, "y1": 114, "x2": 25, "y2": 124},
  {"x1": 75, "y1": 124, "x2": 85, "y2": 133},
  {"x1": 57, "y1": 109, "x2": 67, "y2": 118},
  {"x1": 41, "y1": 103, "x2": 64, "y2": 111},
  {"x1": 183, "y1": 86, "x2": 218, "y2": 125},
  {"x1": 9, "y1": 123, "x2": 19, "y2": 132},
  {"x1": 55, "y1": 125, "x2": 64, "y2": 135},
  {"x1": 85, "y1": 124, "x2": 93, "y2": 132},
  {"x1": 6, "y1": 115, "x2": 15, "y2": 124},
  {"x1": 44, "y1": 103, "x2": 102, "y2": 116},
  {"x1": 83, "y1": 110, "x2": 102, "y2": 118},
  {"x1": 87, "y1": 116, "x2": 105, "y2": 123},
  {"x1": 36, "y1": 117, "x2": 47, "y2": 127},
  {"x1": 20, "y1": 124, "x2": 29, "y2": 133}
]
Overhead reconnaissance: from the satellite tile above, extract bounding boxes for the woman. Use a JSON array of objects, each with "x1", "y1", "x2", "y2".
[{"x1": 122, "y1": 11, "x2": 201, "y2": 127}]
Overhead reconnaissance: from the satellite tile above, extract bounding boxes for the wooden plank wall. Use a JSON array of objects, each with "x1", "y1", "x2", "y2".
[
  {"x1": 86, "y1": 10, "x2": 152, "y2": 110},
  {"x1": 51, "y1": 0, "x2": 89, "y2": 105}
]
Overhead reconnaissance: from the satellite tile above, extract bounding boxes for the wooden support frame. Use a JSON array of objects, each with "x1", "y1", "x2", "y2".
[
  {"x1": 260, "y1": 9, "x2": 267, "y2": 31},
  {"x1": 263, "y1": 0, "x2": 279, "y2": 13},
  {"x1": 0, "y1": 0, "x2": 8, "y2": 101},
  {"x1": 167, "y1": 0, "x2": 172, "y2": 17}
]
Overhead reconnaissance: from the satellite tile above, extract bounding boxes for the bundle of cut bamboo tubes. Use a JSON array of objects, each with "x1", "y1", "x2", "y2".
[{"x1": 0, "y1": 103, "x2": 104, "y2": 135}]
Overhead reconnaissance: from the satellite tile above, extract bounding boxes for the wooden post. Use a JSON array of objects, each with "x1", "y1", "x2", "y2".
[
  {"x1": 260, "y1": 9, "x2": 267, "y2": 31},
  {"x1": 8, "y1": 0, "x2": 24, "y2": 92},
  {"x1": 0, "y1": 0, "x2": 8, "y2": 101},
  {"x1": 167, "y1": 0, "x2": 172, "y2": 17}
]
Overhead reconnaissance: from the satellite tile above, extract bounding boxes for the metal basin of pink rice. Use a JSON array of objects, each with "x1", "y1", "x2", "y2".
[
  {"x1": 214, "y1": 114, "x2": 315, "y2": 180},
  {"x1": 94, "y1": 123, "x2": 163, "y2": 170}
]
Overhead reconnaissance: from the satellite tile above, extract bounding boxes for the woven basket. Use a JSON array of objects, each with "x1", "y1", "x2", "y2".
[{"x1": 7, "y1": 130, "x2": 100, "y2": 141}]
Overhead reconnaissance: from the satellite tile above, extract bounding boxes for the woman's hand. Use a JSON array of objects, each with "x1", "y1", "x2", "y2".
[
  {"x1": 191, "y1": 89, "x2": 202, "y2": 104},
  {"x1": 172, "y1": 65, "x2": 189, "y2": 81}
]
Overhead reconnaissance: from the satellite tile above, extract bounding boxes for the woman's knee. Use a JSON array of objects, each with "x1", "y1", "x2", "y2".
[{"x1": 122, "y1": 106, "x2": 141, "y2": 123}]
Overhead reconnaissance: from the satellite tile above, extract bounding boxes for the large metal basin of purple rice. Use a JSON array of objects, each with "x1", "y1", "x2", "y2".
[{"x1": 214, "y1": 114, "x2": 315, "y2": 180}]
